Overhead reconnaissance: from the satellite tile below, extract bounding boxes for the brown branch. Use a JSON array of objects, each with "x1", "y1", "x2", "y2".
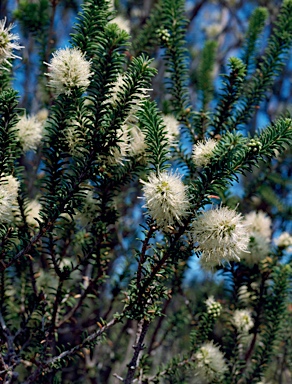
[
  {"x1": 137, "y1": 225, "x2": 156, "y2": 288},
  {"x1": 124, "y1": 320, "x2": 150, "y2": 384},
  {"x1": 44, "y1": 0, "x2": 59, "y2": 64}
]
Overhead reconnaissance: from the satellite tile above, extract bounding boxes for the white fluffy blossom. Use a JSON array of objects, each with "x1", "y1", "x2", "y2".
[
  {"x1": 75, "y1": 189, "x2": 99, "y2": 227},
  {"x1": 26, "y1": 200, "x2": 41, "y2": 226},
  {"x1": 241, "y1": 232, "x2": 270, "y2": 264},
  {"x1": 275, "y1": 232, "x2": 292, "y2": 250},
  {"x1": 111, "y1": 15, "x2": 130, "y2": 33},
  {"x1": 106, "y1": 74, "x2": 125, "y2": 106},
  {"x1": 15, "y1": 115, "x2": 43, "y2": 152},
  {"x1": 104, "y1": 73, "x2": 152, "y2": 161},
  {"x1": 65, "y1": 124, "x2": 87, "y2": 157},
  {"x1": 108, "y1": 126, "x2": 130, "y2": 164},
  {"x1": 162, "y1": 114, "x2": 180, "y2": 146},
  {"x1": 130, "y1": 115, "x2": 179, "y2": 157},
  {"x1": 243, "y1": 211, "x2": 272, "y2": 240},
  {"x1": 36, "y1": 109, "x2": 49, "y2": 123},
  {"x1": 0, "y1": 175, "x2": 20, "y2": 222},
  {"x1": 195, "y1": 342, "x2": 227, "y2": 382},
  {"x1": 232, "y1": 309, "x2": 254, "y2": 333},
  {"x1": 194, "y1": 206, "x2": 249, "y2": 265},
  {"x1": 205, "y1": 296, "x2": 222, "y2": 318},
  {"x1": 240, "y1": 211, "x2": 272, "y2": 265},
  {"x1": 64, "y1": 115, "x2": 92, "y2": 157},
  {"x1": 192, "y1": 138, "x2": 217, "y2": 167},
  {"x1": 106, "y1": 73, "x2": 151, "y2": 115},
  {"x1": 140, "y1": 171, "x2": 190, "y2": 228},
  {"x1": 0, "y1": 18, "x2": 23, "y2": 69},
  {"x1": 45, "y1": 47, "x2": 92, "y2": 96},
  {"x1": 130, "y1": 126, "x2": 146, "y2": 156}
]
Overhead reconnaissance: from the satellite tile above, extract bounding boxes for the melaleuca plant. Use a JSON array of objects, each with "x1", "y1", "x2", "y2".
[{"x1": 0, "y1": 0, "x2": 292, "y2": 383}]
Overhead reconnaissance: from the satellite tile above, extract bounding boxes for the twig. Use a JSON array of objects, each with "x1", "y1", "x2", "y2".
[
  {"x1": 0, "y1": 311, "x2": 19, "y2": 383},
  {"x1": 137, "y1": 225, "x2": 155, "y2": 288},
  {"x1": 23, "y1": 317, "x2": 118, "y2": 383},
  {"x1": 113, "y1": 373, "x2": 124, "y2": 382},
  {"x1": 124, "y1": 320, "x2": 149, "y2": 384}
]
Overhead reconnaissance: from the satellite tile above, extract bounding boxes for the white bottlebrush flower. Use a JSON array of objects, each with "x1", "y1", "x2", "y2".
[
  {"x1": 0, "y1": 18, "x2": 23, "y2": 69},
  {"x1": 239, "y1": 211, "x2": 272, "y2": 265},
  {"x1": 195, "y1": 342, "x2": 227, "y2": 382},
  {"x1": 192, "y1": 138, "x2": 217, "y2": 167},
  {"x1": 36, "y1": 108, "x2": 49, "y2": 123},
  {"x1": 199, "y1": 254, "x2": 220, "y2": 270},
  {"x1": 274, "y1": 232, "x2": 292, "y2": 250},
  {"x1": 243, "y1": 211, "x2": 272, "y2": 240},
  {"x1": 106, "y1": 73, "x2": 125, "y2": 106},
  {"x1": 162, "y1": 114, "x2": 180, "y2": 146},
  {"x1": 111, "y1": 15, "x2": 130, "y2": 33},
  {"x1": 64, "y1": 124, "x2": 86, "y2": 157},
  {"x1": 64, "y1": 115, "x2": 91, "y2": 157},
  {"x1": 232, "y1": 309, "x2": 254, "y2": 333},
  {"x1": 130, "y1": 126, "x2": 146, "y2": 156},
  {"x1": 45, "y1": 47, "x2": 92, "y2": 96},
  {"x1": 140, "y1": 171, "x2": 190, "y2": 228},
  {"x1": 15, "y1": 115, "x2": 43, "y2": 152},
  {"x1": 240, "y1": 232, "x2": 270, "y2": 265},
  {"x1": 106, "y1": 73, "x2": 151, "y2": 115},
  {"x1": 0, "y1": 175, "x2": 20, "y2": 222},
  {"x1": 4, "y1": 175, "x2": 19, "y2": 196},
  {"x1": 205, "y1": 296, "x2": 222, "y2": 318},
  {"x1": 75, "y1": 189, "x2": 99, "y2": 227},
  {"x1": 26, "y1": 200, "x2": 41, "y2": 226},
  {"x1": 108, "y1": 126, "x2": 130, "y2": 164},
  {"x1": 193, "y1": 206, "x2": 249, "y2": 265}
]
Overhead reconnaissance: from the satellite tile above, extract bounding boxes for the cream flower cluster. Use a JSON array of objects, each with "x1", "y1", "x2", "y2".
[
  {"x1": 193, "y1": 138, "x2": 217, "y2": 167},
  {"x1": 0, "y1": 18, "x2": 23, "y2": 69},
  {"x1": 205, "y1": 296, "x2": 222, "y2": 318},
  {"x1": 64, "y1": 113, "x2": 93, "y2": 158},
  {"x1": 65, "y1": 124, "x2": 87, "y2": 158},
  {"x1": 244, "y1": 211, "x2": 272, "y2": 239},
  {"x1": 240, "y1": 211, "x2": 272, "y2": 264},
  {"x1": 26, "y1": 200, "x2": 42, "y2": 226},
  {"x1": 111, "y1": 15, "x2": 130, "y2": 34},
  {"x1": 275, "y1": 232, "x2": 292, "y2": 250},
  {"x1": 130, "y1": 115, "x2": 180, "y2": 158},
  {"x1": 141, "y1": 171, "x2": 189, "y2": 228},
  {"x1": 162, "y1": 114, "x2": 180, "y2": 146},
  {"x1": 232, "y1": 309, "x2": 254, "y2": 333},
  {"x1": 75, "y1": 189, "x2": 100, "y2": 227},
  {"x1": 194, "y1": 342, "x2": 227, "y2": 382},
  {"x1": 15, "y1": 115, "x2": 43, "y2": 152},
  {"x1": 194, "y1": 206, "x2": 249, "y2": 266},
  {"x1": 45, "y1": 47, "x2": 92, "y2": 96},
  {"x1": 108, "y1": 126, "x2": 131, "y2": 164},
  {"x1": 0, "y1": 175, "x2": 20, "y2": 222},
  {"x1": 129, "y1": 126, "x2": 147, "y2": 156},
  {"x1": 107, "y1": 73, "x2": 151, "y2": 111},
  {"x1": 105, "y1": 73, "x2": 152, "y2": 161}
]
